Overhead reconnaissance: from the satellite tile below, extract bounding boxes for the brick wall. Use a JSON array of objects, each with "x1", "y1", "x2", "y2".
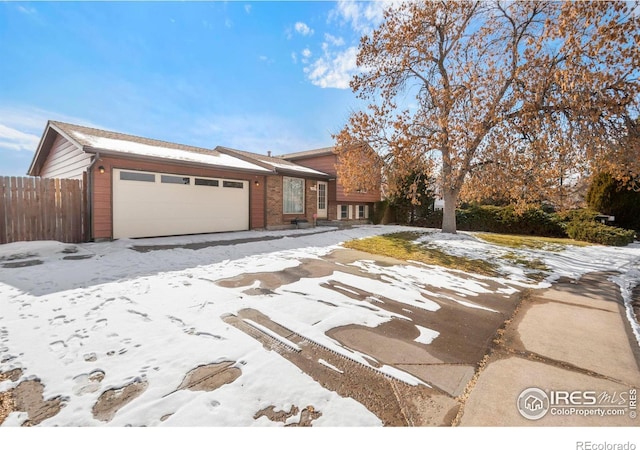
[
  {"x1": 266, "y1": 175, "x2": 283, "y2": 228},
  {"x1": 305, "y1": 180, "x2": 318, "y2": 223},
  {"x1": 265, "y1": 175, "x2": 320, "y2": 229}
]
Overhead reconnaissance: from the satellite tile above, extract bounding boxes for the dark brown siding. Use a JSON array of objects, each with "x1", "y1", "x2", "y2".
[{"x1": 286, "y1": 154, "x2": 381, "y2": 204}]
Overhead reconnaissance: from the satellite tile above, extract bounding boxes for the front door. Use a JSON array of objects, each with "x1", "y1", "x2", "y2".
[{"x1": 317, "y1": 181, "x2": 328, "y2": 219}]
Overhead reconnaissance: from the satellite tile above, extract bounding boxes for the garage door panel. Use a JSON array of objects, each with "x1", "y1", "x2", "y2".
[{"x1": 113, "y1": 169, "x2": 249, "y2": 239}]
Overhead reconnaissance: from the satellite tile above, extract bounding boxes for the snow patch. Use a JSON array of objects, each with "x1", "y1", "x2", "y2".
[{"x1": 414, "y1": 325, "x2": 440, "y2": 345}]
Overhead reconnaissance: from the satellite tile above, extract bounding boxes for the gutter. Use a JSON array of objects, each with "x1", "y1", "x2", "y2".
[
  {"x1": 83, "y1": 147, "x2": 274, "y2": 176},
  {"x1": 85, "y1": 151, "x2": 100, "y2": 242}
]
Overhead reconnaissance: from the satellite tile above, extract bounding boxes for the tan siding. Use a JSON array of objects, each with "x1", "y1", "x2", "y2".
[{"x1": 40, "y1": 134, "x2": 91, "y2": 180}]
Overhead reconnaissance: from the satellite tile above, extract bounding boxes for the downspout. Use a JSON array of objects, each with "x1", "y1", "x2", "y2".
[{"x1": 86, "y1": 152, "x2": 100, "y2": 242}]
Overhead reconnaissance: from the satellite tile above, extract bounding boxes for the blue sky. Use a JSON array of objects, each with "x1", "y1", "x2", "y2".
[{"x1": 0, "y1": 1, "x2": 391, "y2": 176}]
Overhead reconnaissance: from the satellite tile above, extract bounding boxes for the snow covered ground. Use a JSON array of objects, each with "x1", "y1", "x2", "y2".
[{"x1": 0, "y1": 225, "x2": 639, "y2": 427}]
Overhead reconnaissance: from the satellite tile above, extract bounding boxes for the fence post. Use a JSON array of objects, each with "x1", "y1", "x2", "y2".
[
  {"x1": 82, "y1": 172, "x2": 89, "y2": 242},
  {"x1": 0, "y1": 177, "x2": 7, "y2": 244}
]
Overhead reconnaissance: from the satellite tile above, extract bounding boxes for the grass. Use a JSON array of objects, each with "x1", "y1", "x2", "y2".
[
  {"x1": 501, "y1": 251, "x2": 549, "y2": 271},
  {"x1": 475, "y1": 233, "x2": 592, "y2": 251},
  {"x1": 343, "y1": 232, "x2": 499, "y2": 276},
  {"x1": 500, "y1": 251, "x2": 550, "y2": 282}
]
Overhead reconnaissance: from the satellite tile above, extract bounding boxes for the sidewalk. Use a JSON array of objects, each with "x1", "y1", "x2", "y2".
[{"x1": 459, "y1": 272, "x2": 640, "y2": 426}]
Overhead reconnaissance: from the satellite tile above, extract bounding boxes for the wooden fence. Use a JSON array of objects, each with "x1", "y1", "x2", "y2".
[{"x1": 0, "y1": 176, "x2": 88, "y2": 245}]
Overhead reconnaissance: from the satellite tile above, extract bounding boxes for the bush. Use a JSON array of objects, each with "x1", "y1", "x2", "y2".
[
  {"x1": 372, "y1": 200, "x2": 390, "y2": 225},
  {"x1": 415, "y1": 204, "x2": 565, "y2": 237},
  {"x1": 586, "y1": 173, "x2": 640, "y2": 232},
  {"x1": 414, "y1": 205, "x2": 636, "y2": 246},
  {"x1": 565, "y1": 221, "x2": 636, "y2": 246},
  {"x1": 561, "y1": 208, "x2": 636, "y2": 246}
]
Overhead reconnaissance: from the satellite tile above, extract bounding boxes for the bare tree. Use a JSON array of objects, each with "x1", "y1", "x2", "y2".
[{"x1": 335, "y1": 0, "x2": 639, "y2": 233}]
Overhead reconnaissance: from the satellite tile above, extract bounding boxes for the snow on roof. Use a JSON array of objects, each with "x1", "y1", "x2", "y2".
[
  {"x1": 54, "y1": 122, "x2": 271, "y2": 173},
  {"x1": 217, "y1": 146, "x2": 330, "y2": 177},
  {"x1": 262, "y1": 159, "x2": 328, "y2": 176},
  {"x1": 279, "y1": 147, "x2": 336, "y2": 160}
]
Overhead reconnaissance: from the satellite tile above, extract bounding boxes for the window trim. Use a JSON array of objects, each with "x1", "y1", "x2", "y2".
[
  {"x1": 222, "y1": 180, "x2": 244, "y2": 189},
  {"x1": 119, "y1": 171, "x2": 155, "y2": 183},
  {"x1": 194, "y1": 178, "x2": 219, "y2": 187},
  {"x1": 357, "y1": 205, "x2": 369, "y2": 219},
  {"x1": 283, "y1": 176, "x2": 305, "y2": 214},
  {"x1": 161, "y1": 175, "x2": 191, "y2": 185}
]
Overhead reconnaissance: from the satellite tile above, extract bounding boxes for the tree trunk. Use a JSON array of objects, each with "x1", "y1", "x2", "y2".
[{"x1": 441, "y1": 189, "x2": 458, "y2": 234}]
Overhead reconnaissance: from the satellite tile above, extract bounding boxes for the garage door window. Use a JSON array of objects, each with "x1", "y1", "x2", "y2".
[
  {"x1": 120, "y1": 171, "x2": 155, "y2": 182},
  {"x1": 161, "y1": 175, "x2": 190, "y2": 185},
  {"x1": 223, "y1": 181, "x2": 244, "y2": 188},
  {"x1": 283, "y1": 177, "x2": 304, "y2": 214},
  {"x1": 195, "y1": 178, "x2": 219, "y2": 187}
]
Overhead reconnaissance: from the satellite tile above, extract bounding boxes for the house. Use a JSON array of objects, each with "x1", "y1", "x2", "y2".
[
  {"x1": 524, "y1": 395, "x2": 544, "y2": 412},
  {"x1": 27, "y1": 121, "x2": 380, "y2": 241},
  {"x1": 279, "y1": 147, "x2": 381, "y2": 222}
]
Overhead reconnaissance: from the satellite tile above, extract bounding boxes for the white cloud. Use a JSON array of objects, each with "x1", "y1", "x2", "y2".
[
  {"x1": 225, "y1": 18, "x2": 233, "y2": 28},
  {"x1": 259, "y1": 55, "x2": 274, "y2": 64},
  {"x1": 17, "y1": 5, "x2": 37, "y2": 15},
  {"x1": 324, "y1": 33, "x2": 345, "y2": 47},
  {"x1": 300, "y1": 48, "x2": 312, "y2": 64},
  {"x1": 296, "y1": 1, "x2": 399, "y2": 89},
  {"x1": 0, "y1": 106, "x2": 100, "y2": 154},
  {"x1": 291, "y1": 52, "x2": 298, "y2": 64},
  {"x1": 294, "y1": 21, "x2": 314, "y2": 36},
  {"x1": 305, "y1": 46, "x2": 359, "y2": 89},
  {"x1": 0, "y1": 124, "x2": 40, "y2": 152},
  {"x1": 329, "y1": 0, "x2": 396, "y2": 35},
  {"x1": 244, "y1": 4, "x2": 252, "y2": 14}
]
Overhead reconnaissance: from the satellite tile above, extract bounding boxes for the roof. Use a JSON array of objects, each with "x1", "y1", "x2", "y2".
[
  {"x1": 29, "y1": 121, "x2": 272, "y2": 175},
  {"x1": 278, "y1": 147, "x2": 336, "y2": 161},
  {"x1": 216, "y1": 146, "x2": 331, "y2": 178}
]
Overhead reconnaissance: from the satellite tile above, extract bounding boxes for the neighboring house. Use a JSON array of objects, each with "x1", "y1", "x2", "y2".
[
  {"x1": 279, "y1": 147, "x2": 381, "y2": 222},
  {"x1": 27, "y1": 121, "x2": 380, "y2": 241}
]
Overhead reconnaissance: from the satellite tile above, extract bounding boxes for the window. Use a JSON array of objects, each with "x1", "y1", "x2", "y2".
[
  {"x1": 120, "y1": 171, "x2": 155, "y2": 182},
  {"x1": 355, "y1": 205, "x2": 369, "y2": 219},
  {"x1": 283, "y1": 177, "x2": 304, "y2": 214},
  {"x1": 195, "y1": 178, "x2": 219, "y2": 187},
  {"x1": 161, "y1": 175, "x2": 190, "y2": 185},
  {"x1": 340, "y1": 205, "x2": 349, "y2": 219},
  {"x1": 222, "y1": 181, "x2": 244, "y2": 189}
]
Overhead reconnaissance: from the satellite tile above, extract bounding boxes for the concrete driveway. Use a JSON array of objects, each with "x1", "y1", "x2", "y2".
[{"x1": 215, "y1": 249, "x2": 640, "y2": 426}]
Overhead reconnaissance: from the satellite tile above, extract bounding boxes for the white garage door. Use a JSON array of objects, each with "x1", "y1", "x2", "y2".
[{"x1": 112, "y1": 169, "x2": 249, "y2": 239}]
